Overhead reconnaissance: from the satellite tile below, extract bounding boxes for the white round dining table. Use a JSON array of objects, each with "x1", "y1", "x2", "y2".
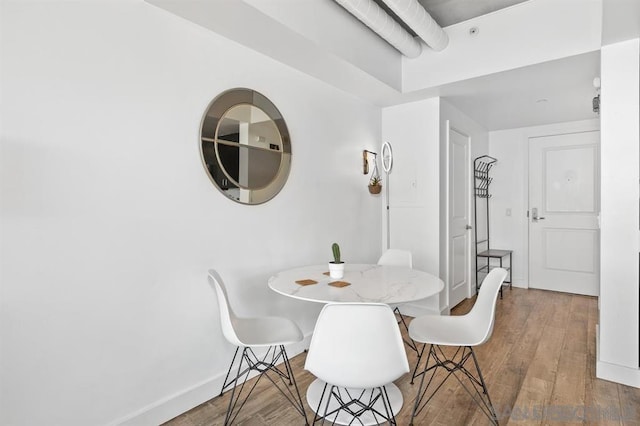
[
  {"x1": 268, "y1": 263, "x2": 444, "y2": 305},
  {"x1": 268, "y1": 263, "x2": 443, "y2": 425}
]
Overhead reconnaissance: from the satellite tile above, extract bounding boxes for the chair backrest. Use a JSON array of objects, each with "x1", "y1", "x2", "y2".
[
  {"x1": 207, "y1": 269, "x2": 243, "y2": 347},
  {"x1": 377, "y1": 249, "x2": 413, "y2": 268},
  {"x1": 466, "y1": 268, "x2": 508, "y2": 345},
  {"x1": 304, "y1": 303, "x2": 409, "y2": 389}
]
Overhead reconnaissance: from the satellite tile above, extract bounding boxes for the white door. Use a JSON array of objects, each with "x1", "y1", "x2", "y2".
[
  {"x1": 528, "y1": 131, "x2": 600, "y2": 296},
  {"x1": 449, "y1": 127, "x2": 471, "y2": 308}
]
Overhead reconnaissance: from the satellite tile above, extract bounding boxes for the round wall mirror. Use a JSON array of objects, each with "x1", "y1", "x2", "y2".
[{"x1": 200, "y1": 88, "x2": 291, "y2": 204}]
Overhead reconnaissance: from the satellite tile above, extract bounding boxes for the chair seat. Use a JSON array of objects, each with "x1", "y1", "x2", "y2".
[
  {"x1": 233, "y1": 316, "x2": 303, "y2": 347},
  {"x1": 408, "y1": 314, "x2": 486, "y2": 347}
]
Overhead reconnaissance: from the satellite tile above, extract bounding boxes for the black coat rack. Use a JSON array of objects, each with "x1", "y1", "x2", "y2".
[{"x1": 473, "y1": 155, "x2": 512, "y2": 297}]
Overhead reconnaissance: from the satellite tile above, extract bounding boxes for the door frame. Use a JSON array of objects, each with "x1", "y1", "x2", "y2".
[{"x1": 444, "y1": 121, "x2": 473, "y2": 311}]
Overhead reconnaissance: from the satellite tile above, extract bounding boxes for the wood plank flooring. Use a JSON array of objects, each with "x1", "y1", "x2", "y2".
[{"x1": 164, "y1": 288, "x2": 640, "y2": 425}]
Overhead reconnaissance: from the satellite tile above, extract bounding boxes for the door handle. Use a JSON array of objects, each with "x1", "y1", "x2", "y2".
[
  {"x1": 465, "y1": 225, "x2": 473, "y2": 230},
  {"x1": 532, "y1": 208, "x2": 546, "y2": 221}
]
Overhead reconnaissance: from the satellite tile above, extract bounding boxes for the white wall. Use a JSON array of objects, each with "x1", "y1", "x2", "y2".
[
  {"x1": 488, "y1": 119, "x2": 600, "y2": 287},
  {"x1": 0, "y1": 1, "x2": 383, "y2": 424},
  {"x1": 439, "y1": 100, "x2": 489, "y2": 308},
  {"x1": 381, "y1": 98, "x2": 442, "y2": 314},
  {"x1": 597, "y1": 38, "x2": 640, "y2": 387},
  {"x1": 379, "y1": 99, "x2": 488, "y2": 315}
]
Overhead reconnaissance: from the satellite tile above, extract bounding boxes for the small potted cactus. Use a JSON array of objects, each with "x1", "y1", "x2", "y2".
[
  {"x1": 368, "y1": 176, "x2": 382, "y2": 194},
  {"x1": 328, "y1": 242, "x2": 345, "y2": 279}
]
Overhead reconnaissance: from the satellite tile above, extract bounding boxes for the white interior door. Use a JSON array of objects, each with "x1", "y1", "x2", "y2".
[
  {"x1": 528, "y1": 131, "x2": 600, "y2": 296},
  {"x1": 449, "y1": 127, "x2": 471, "y2": 308}
]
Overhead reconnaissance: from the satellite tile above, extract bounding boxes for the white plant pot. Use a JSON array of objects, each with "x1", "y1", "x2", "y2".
[{"x1": 328, "y1": 262, "x2": 345, "y2": 279}]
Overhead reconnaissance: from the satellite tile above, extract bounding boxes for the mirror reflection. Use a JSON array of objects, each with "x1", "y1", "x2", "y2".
[{"x1": 200, "y1": 89, "x2": 291, "y2": 204}]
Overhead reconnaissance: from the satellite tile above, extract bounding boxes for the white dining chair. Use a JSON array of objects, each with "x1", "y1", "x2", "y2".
[
  {"x1": 377, "y1": 249, "x2": 418, "y2": 353},
  {"x1": 377, "y1": 249, "x2": 413, "y2": 269},
  {"x1": 208, "y1": 269, "x2": 308, "y2": 425},
  {"x1": 304, "y1": 303, "x2": 409, "y2": 425},
  {"x1": 407, "y1": 267, "x2": 508, "y2": 426}
]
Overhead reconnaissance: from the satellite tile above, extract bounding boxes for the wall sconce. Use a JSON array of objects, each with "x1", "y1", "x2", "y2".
[{"x1": 363, "y1": 150, "x2": 377, "y2": 175}]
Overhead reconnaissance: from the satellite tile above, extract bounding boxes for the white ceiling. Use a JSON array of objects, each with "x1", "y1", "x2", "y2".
[
  {"x1": 416, "y1": 0, "x2": 529, "y2": 27},
  {"x1": 147, "y1": 0, "x2": 640, "y2": 131},
  {"x1": 438, "y1": 51, "x2": 601, "y2": 130}
]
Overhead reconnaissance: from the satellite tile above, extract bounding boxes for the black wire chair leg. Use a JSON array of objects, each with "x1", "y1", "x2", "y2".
[
  {"x1": 280, "y1": 344, "x2": 295, "y2": 385},
  {"x1": 312, "y1": 384, "x2": 400, "y2": 425},
  {"x1": 393, "y1": 307, "x2": 420, "y2": 354},
  {"x1": 223, "y1": 347, "x2": 262, "y2": 425},
  {"x1": 220, "y1": 346, "x2": 240, "y2": 396},
  {"x1": 312, "y1": 382, "x2": 330, "y2": 424},
  {"x1": 280, "y1": 346, "x2": 309, "y2": 424},
  {"x1": 438, "y1": 349, "x2": 494, "y2": 424},
  {"x1": 469, "y1": 347, "x2": 499, "y2": 425},
  {"x1": 380, "y1": 386, "x2": 398, "y2": 425},
  {"x1": 412, "y1": 346, "x2": 463, "y2": 421},
  {"x1": 410, "y1": 344, "x2": 499, "y2": 426},
  {"x1": 410, "y1": 343, "x2": 427, "y2": 384},
  {"x1": 220, "y1": 345, "x2": 308, "y2": 425},
  {"x1": 255, "y1": 346, "x2": 308, "y2": 424},
  {"x1": 410, "y1": 344, "x2": 437, "y2": 425}
]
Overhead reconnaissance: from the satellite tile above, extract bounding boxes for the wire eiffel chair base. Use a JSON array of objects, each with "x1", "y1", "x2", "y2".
[
  {"x1": 219, "y1": 345, "x2": 308, "y2": 425},
  {"x1": 409, "y1": 344, "x2": 499, "y2": 426},
  {"x1": 392, "y1": 307, "x2": 420, "y2": 354},
  {"x1": 310, "y1": 382, "x2": 399, "y2": 425}
]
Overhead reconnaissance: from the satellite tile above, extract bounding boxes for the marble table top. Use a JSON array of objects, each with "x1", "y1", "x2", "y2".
[{"x1": 268, "y1": 264, "x2": 444, "y2": 305}]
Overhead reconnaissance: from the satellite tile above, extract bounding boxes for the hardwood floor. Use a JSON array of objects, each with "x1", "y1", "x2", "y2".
[{"x1": 165, "y1": 288, "x2": 640, "y2": 425}]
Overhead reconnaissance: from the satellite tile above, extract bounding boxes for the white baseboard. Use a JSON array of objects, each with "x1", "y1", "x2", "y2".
[
  {"x1": 595, "y1": 324, "x2": 640, "y2": 388},
  {"x1": 109, "y1": 335, "x2": 312, "y2": 426},
  {"x1": 596, "y1": 360, "x2": 640, "y2": 388},
  {"x1": 509, "y1": 280, "x2": 528, "y2": 289}
]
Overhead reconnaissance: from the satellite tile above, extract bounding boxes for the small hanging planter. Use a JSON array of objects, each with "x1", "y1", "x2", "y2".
[
  {"x1": 368, "y1": 185, "x2": 382, "y2": 195},
  {"x1": 368, "y1": 176, "x2": 382, "y2": 194}
]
